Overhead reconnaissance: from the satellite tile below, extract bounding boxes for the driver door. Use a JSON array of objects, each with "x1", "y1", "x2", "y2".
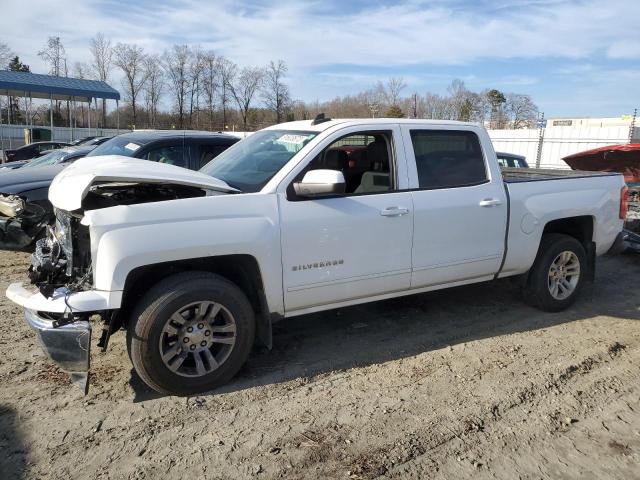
[{"x1": 278, "y1": 125, "x2": 414, "y2": 314}]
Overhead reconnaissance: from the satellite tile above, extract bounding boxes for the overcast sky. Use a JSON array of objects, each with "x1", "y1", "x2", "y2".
[{"x1": 1, "y1": 0, "x2": 639, "y2": 117}]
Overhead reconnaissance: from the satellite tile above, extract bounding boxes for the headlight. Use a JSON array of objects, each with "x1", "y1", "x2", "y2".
[
  {"x1": 0, "y1": 194, "x2": 25, "y2": 217},
  {"x1": 54, "y1": 209, "x2": 73, "y2": 275}
]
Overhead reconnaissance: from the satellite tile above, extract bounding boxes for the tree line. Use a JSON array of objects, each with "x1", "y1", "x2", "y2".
[{"x1": 0, "y1": 37, "x2": 539, "y2": 131}]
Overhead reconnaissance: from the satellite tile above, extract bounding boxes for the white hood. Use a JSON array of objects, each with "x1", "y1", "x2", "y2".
[{"x1": 49, "y1": 155, "x2": 238, "y2": 211}]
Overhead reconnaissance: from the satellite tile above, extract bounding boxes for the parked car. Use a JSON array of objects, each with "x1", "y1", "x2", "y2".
[
  {"x1": 72, "y1": 136, "x2": 113, "y2": 147},
  {"x1": 84, "y1": 130, "x2": 239, "y2": 169},
  {"x1": 496, "y1": 151, "x2": 529, "y2": 168},
  {"x1": 23, "y1": 146, "x2": 96, "y2": 169},
  {"x1": 0, "y1": 131, "x2": 239, "y2": 251},
  {"x1": 71, "y1": 136, "x2": 97, "y2": 145},
  {"x1": 0, "y1": 159, "x2": 30, "y2": 170},
  {"x1": 3, "y1": 141, "x2": 72, "y2": 162},
  {"x1": 6, "y1": 117, "x2": 626, "y2": 395}
]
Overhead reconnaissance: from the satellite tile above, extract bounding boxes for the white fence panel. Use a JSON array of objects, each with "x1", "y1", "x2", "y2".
[
  {"x1": 488, "y1": 125, "x2": 632, "y2": 169},
  {"x1": 487, "y1": 129, "x2": 540, "y2": 164}
]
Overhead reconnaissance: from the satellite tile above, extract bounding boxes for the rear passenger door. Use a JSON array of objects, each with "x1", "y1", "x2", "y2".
[{"x1": 401, "y1": 126, "x2": 507, "y2": 288}]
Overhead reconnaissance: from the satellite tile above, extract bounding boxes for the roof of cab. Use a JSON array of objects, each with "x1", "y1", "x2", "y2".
[{"x1": 263, "y1": 118, "x2": 480, "y2": 133}]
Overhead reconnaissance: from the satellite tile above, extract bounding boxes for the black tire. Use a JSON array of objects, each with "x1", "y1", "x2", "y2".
[
  {"x1": 523, "y1": 233, "x2": 587, "y2": 312},
  {"x1": 127, "y1": 271, "x2": 255, "y2": 396}
]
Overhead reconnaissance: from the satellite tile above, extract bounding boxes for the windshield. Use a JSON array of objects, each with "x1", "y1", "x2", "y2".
[
  {"x1": 199, "y1": 130, "x2": 317, "y2": 192},
  {"x1": 23, "y1": 150, "x2": 67, "y2": 168},
  {"x1": 87, "y1": 136, "x2": 143, "y2": 157}
]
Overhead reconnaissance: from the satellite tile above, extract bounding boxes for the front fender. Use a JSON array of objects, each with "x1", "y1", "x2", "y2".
[{"x1": 84, "y1": 194, "x2": 284, "y2": 315}]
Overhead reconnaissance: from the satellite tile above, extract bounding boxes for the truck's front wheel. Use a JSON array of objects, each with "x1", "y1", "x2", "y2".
[
  {"x1": 127, "y1": 272, "x2": 255, "y2": 396},
  {"x1": 524, "y1": 233, "x2": 586, "y2": 312}
]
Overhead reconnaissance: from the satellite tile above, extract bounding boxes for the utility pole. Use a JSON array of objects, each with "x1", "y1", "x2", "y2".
[
  {"x1": 629, "y1": 108, "x2": 637, "y2": 144},
  {"x1": 411, "y1": 93, "x2": 418, "y2": 118},
  {"x1": 535, "y1": 111, "x2": 545, "y2": 168}
]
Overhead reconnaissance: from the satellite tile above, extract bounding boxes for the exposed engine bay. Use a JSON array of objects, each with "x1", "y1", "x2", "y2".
[{"x1": 28, "y1": 182, "x2": 210, "y2": 297}]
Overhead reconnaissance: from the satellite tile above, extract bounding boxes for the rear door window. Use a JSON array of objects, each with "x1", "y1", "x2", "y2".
[{"x1": 410, "y1": 130, "x2": 488, "y2": 189}]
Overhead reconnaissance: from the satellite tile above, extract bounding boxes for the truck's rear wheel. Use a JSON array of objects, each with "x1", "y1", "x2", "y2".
[
  {"x1": 523, "y1": 233, "x2": 586, "y2": 312},
  {"x1": 127, "y1": 271, "x2": 255, "y2": 396}
]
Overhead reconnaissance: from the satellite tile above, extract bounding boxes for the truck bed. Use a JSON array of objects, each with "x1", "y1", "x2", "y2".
[{"x1": 501, "y1": 167, "x2": 619, "y2": 183}]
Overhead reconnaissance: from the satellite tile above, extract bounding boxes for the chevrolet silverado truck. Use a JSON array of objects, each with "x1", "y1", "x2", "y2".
[{"x1": 5, "y1": 117, "x2": 627, "y2": 396}]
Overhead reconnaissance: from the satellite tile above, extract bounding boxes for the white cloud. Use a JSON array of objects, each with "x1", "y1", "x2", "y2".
[
  {"x1": 0, "y1": 0, "x2": 638, "y2": 114},
  {"x1": 2, "y1": 0, "x2": 638, "y2": 69},
  {"x1": 607, "y1": 41, "x2": 640, "y2": 59}
]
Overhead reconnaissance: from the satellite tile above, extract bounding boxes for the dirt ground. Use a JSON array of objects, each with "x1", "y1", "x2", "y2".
[{"x1": 0, "y1": 250, "x2": 638, "y2": 480}]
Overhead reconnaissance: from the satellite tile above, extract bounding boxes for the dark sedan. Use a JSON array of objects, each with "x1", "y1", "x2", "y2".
[
  {"x1": 3, "y1": 141, "x2": 72, "y2": 163},
  {"x1": 0, "y1": 146, "x2": 95, "y2": 171},
  {"x1": 72, "y1": 136, "x2": 113, "y2": 146},
  {"x1": 22, "y1": 146, "x2": 95, "y2": 169},
  {"x1": 0, "y1": 131, "x2": 239, "y2": 251}
]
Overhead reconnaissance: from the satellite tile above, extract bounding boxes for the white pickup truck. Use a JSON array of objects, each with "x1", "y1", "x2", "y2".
[{"x1": 6, "y1": 117, "x2": 628, "y2": 395}]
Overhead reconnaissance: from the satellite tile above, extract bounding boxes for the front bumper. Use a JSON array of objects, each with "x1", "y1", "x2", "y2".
[
  {"x1": 6, "y1": 282, "x2": 122, "y2": 313},
  {"x1": 25, "y1": 309, "x2": 91, "y2": 393}
]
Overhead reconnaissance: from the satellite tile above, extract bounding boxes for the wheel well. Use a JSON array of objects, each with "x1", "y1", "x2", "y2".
[
  {"x1": 119, "y1": 255, "x2": 269, "y2": 337},
  {"x1": 542, "y1": 216, "x2": 594, "y2": 248},
  {"x1": 541, "y1": 215, "x2": 596, "y2": 281}
]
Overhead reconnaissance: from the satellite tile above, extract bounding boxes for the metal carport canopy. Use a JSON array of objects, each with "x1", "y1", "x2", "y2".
[{"x1": 0, "y1": 70, "x2": 120, "y2": 102}]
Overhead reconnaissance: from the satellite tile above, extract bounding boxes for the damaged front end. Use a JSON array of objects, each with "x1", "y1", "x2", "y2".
[
  {"x1": 29, "y1": 209, "x2": 92, "y2": 296},
  {"x1": 0, "y1": 193, "x2": 52, "y2": 251},
  {"x1": 20, "y1": 209, "x2": 95, "y2": 392}
]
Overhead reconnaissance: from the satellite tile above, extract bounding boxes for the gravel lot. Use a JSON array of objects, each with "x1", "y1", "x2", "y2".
[{"x1": 0, "y1": 249, "x2": 638, "y2": 479}]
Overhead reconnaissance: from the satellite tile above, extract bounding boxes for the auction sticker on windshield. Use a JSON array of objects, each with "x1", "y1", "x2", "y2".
[
  {"x1": 125, "y1": 142, "x2": 141, "y2": 151},
  {"x1": 277, "y1": 134, "x2": 312, "y2": 145}
]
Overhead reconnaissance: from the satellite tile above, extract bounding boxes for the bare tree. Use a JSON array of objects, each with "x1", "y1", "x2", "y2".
[
  {"x1": 113, "y1": 43, "x2": 148, "y2": 127},
  {"x1": 0, "y1": 41, "x2": 13, "y2": 68},
  {"x1": 506, "y1": 93, "x2": 538, "y2": 129},
  {"x1": 188, "y1": 46, "x2": 206, "y2": 128},
  {"x1": 423, "y1": 93, "x2": 451, "y2": 120},
  {"x1": 38, "y1": 36, "x2": 67, "y2": 76},
  {"x1": 261, "y1": 60, "x2": 290, "y2": 123},
  {"x1": 201, "y1": 52, "x2": 219, "y2": 130},
  {"x1": 143, "y1": 55, "x2": 164, "y2": 128},
  {"x1": 39, "y1": 37, "x2": 69, "y2": 123},
  {"x1": 73, "y1": 62, "x2": 90, "y2": 127},
  {"x1": 163, "y1": 44, "x2": 191, "y2": 129},
  {"x1": 384, "y1": 77, "x2": 407, "y2": 106},
  {"x1": 89, "y1": 33, "x2": 113, "y2": 127},
  {"x1": 215, "y1": 57, "x2": 236, "y2": 130},
  {"x1": 230, "y1": 66, "x2": 263, "y2": 130}
]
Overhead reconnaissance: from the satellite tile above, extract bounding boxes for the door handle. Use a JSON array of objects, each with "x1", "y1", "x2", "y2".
[
  {"x1": 479, "y1": 198, "x2": 502, "y2": 207},
  {"x1": 380, "y1": 207, "x2": 409, "y2": 217}
]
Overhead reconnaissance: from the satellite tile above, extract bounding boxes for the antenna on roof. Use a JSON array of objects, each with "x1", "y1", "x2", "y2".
[{"x1": 311, "y1": 113, "x2": 331, "y2": 126}]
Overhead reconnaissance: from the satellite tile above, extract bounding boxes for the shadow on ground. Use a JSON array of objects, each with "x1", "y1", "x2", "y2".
[
  {"x1": 0, "y1": 404, "x2": 27, "y2": 480},
  {"x1": 129, "y1": 254, "x2": 640, "y2": 401}
]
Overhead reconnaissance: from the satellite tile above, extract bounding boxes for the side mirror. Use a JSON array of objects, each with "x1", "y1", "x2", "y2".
[{"x1": 293, "y1": 169, "x2": 346, "y2": 197}]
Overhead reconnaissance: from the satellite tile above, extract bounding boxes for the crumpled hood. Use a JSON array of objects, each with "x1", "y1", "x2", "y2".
[{"x1": 49, "y1": 155, "x2": 238, "y2": 211}]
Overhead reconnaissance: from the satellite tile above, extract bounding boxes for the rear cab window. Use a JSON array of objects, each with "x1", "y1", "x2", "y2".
[{"x1": 409, "y1": 130, "x2": 488, "y2": 189}]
